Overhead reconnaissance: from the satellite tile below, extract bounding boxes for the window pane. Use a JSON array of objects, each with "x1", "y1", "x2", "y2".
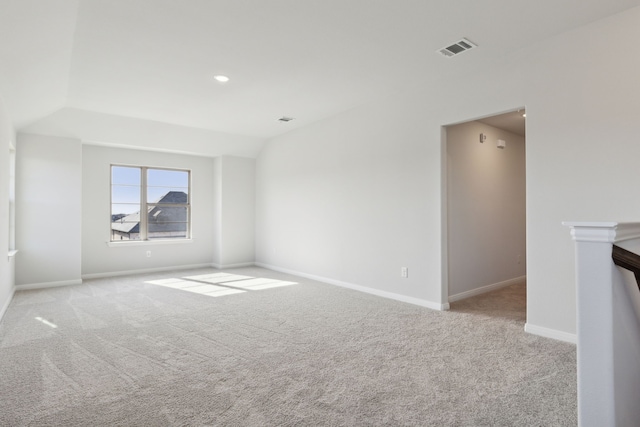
[
  {"x1": 111, "y1": 209, "x2": 142, "y2": 241},
  {"x1": 148, "y1": 188, "x2": 189, "y2": 203},
  {"x1": 147, "y1": 169, "x2": 189, "y2": 204},
  {"x1": 111, "y1": 166, "x2": 141, "y2": 241},
  {"x1": 111, "y1": 203, "x2": 141, "y2": 216},
  {"x1": 111, "y1": 185, "x2": 140, "y2": 204},
  {"x1": 111, "y1": 232, "x2": 141, "y2": 241},
  {"x1": 112, "y1": 166, "x2": 141, "y2": 185},
  {"x1": 147, "y1": 206, "x2": 188, "y2": 239}
]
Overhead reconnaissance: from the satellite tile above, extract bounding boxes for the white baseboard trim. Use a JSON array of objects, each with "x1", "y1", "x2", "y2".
[
  {"x1": 17, "y1": 279, "x2": 83, "y2": 290},
  {"x1": 0, "y1": 287, "x2": 15, "y2": 322},
  {"x1": 256, "y1": 262, "x2": 447, "y2": 311},
  {"x1": 525, "y1": 323, "x2": 577, "y2": 344},
  {"x1": 211, "y1": 262, "x2": 255, "y2": 269},
  {"x1": 82, "y1": 263, "x2": 214, "y2": 280},
  {"x1": 448, "y1": 275, "x2": 527, "y2": 303}
]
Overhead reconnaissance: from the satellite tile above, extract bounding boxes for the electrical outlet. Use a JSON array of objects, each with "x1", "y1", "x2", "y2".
[
  {"x1": 146, "y1": 250, "x2": 151, "y2": 258},
  {"x1": 401, "y1": 267, "x2": 408, "y2": 278}
]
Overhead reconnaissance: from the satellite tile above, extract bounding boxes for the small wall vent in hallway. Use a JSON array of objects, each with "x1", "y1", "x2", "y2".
[{"x1": 437, "y1": 38, "x2": 477, "y2": 57}]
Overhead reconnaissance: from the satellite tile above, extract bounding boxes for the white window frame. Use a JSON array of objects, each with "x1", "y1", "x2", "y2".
[{"x1": 110, "y1": 165, "x2": 191, "y2": 242}]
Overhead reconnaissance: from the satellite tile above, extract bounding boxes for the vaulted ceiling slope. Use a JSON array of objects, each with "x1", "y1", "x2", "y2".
[{"x1": 2, "y1": 0, "x2": 640, "y2": 139}]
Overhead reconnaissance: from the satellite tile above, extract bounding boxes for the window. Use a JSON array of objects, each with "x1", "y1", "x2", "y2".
[{"x1": 111, "y1": 165, "x2": 190, "y2": 241}]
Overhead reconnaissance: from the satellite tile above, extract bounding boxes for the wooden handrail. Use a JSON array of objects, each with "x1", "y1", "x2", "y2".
[{"x1": 612, "y1": 244, "x2": 640, "y2": 291}]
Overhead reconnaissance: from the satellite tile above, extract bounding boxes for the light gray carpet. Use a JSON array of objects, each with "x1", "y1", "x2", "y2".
[{"x1": 0, "y1": 267, "x2": 576, "y2": 426}]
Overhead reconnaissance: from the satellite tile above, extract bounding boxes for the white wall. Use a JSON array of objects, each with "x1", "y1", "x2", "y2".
[
  {"x1": 81, "y1": 144, "x2": 215, "y2": 277},
  {"x1": 212, "y1": 157, "x2": 222, "y2": 267},
  {"x1": 256, "y1": 98, "x2": 439, "y2": 305},
  {"x1": 447, "y1": 121, "x2": 526, "y2": 299},
  {"x1": 256, "y1": 6, "x2": 640, "y2": 339},
  {"x1": 216, "y1": 156, "x2": 255, "y2": 268},
  {"x1": 15, "y1": 134, "x2": 82, "y2": 287},
  {"x1": 0, "y1": 95, "x2": 15, "y2": 318}
]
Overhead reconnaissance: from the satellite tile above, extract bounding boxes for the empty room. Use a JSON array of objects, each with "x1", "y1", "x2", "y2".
[{"x1": 2, "y1": 1, "x2": 640, "y2": 425}]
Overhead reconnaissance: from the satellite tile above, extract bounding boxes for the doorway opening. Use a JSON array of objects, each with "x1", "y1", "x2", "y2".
[{"x1": 443, "y1": 109, "x2": 527, "y2": 317}]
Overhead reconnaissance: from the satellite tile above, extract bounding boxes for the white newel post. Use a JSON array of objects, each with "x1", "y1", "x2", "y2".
[{"x1": 563, "y1": 221, "x2": 640, "y2": 427}]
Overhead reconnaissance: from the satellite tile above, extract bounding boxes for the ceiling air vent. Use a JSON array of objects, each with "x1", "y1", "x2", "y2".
[{"x1": 437, "y1": 38, "x2": 477, "y2": 58}]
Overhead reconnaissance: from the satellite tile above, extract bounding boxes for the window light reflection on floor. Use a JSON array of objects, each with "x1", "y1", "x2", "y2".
[
  {"x1": 222, "y1": 277, "x2": 298, "y2": 290},
  {"x1": 35, "y1": 316, "x2": 58, "y2": 328},
  {"x1": 145, "y1": 273, "x2": 297, "y2": 298}
]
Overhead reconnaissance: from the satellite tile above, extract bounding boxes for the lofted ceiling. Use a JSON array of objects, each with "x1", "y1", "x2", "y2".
[{"x1": 1, "y1": 0, "x2": 640, "y2": 139}]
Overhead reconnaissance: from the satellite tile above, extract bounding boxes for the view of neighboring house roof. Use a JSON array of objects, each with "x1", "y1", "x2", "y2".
[
  {"x1": 111, "y1": 191, "x2": 188, "y2": 234},
  {"x1": 156, "y1": 191, "x2": 187, "y2": 204},
  {"x1": 111, "y1": 212, "x2": 141, "y2": 234}
]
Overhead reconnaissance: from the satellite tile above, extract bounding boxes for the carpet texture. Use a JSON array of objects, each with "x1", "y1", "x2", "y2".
[{"x1": 0, "y1": 267, "x2": 576, "y2": 426}]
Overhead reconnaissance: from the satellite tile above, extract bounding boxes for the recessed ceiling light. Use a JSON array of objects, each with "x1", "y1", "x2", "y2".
[{"x1": 214, "y1": 75, "x2": 229, "y2": 83}]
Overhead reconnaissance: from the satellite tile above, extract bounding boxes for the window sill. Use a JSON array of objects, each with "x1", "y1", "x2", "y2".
[{"x1": 107, "y1": 239, "x2": 194, "y2": 247}]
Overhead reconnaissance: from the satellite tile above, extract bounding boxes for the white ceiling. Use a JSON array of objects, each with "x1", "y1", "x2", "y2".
[{"x1": 2, "y1": 0, "x2": 640, "y2": 138}]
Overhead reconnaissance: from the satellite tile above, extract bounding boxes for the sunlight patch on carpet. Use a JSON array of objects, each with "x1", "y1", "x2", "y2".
[{"x1": 145, "y1": 273, "x2": 297, "y2": 298}]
